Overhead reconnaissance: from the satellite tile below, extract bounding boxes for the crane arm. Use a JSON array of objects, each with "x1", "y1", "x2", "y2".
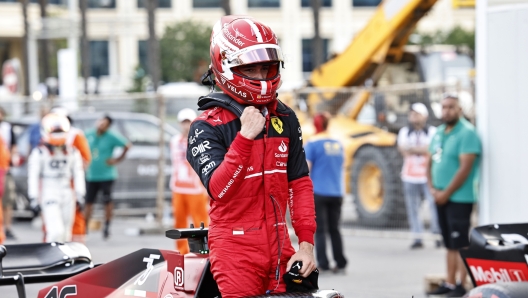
[{"x1": 310, "y1": 0, "x2": 437, "y2": 88}]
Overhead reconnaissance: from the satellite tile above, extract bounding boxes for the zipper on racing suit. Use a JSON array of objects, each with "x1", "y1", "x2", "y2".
[
  {"x1": 270, "y1": 194, "x2": 282, "y2": 281},
  {"x1": 262, "y1": 111, "x2": 282, "y2": 289}
]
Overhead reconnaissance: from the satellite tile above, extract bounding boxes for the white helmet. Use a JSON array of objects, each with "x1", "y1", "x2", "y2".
[
  {"x1": 177, "y1": 108, "x2": 197, "y2": 122},
  {"x1": 41, "y1": 113, "x2": 71, "y2": 146}
]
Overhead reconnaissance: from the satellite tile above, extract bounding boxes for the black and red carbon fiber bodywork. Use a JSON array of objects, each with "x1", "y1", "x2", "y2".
[
  {"x1": 37, "y1": 249, "x2": 211, "y2": 298},
  {"x1": 461, "y1": 223, "x2": 528, "y2": 287}
]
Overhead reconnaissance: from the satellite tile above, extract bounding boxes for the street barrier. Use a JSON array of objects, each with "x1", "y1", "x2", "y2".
[{"x1": 0, "y1": 82, "x2": 474, "y2": 237}]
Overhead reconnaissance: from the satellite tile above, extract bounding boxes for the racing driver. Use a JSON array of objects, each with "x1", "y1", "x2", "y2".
[
  {"x1": 186, "y1": 16, "x2": 317, "y2": 297},
  {"x1": 28, "y1": 113, "x2": 85, "y2": 243}
]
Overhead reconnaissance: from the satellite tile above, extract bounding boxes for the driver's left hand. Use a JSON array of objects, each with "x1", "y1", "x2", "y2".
[{"x1": 287, "y1": 242, "x2": 316, "y2": 278}]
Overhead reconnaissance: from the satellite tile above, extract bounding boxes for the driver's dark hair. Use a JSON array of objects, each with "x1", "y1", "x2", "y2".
[{"x1": 103, "y1": 115, "x2": 113, "y2": 126}]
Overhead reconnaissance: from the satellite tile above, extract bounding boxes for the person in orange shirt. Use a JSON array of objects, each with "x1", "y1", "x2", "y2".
[
  {"x1": 170, "y1": 108, "x2": 209, "y2": 254},
  {"x1": 0, "y1": 136, "x2": 10, "y2": 244},
  {"x1": 51, "y1": 107, "x2": 91, "y2": 243}
]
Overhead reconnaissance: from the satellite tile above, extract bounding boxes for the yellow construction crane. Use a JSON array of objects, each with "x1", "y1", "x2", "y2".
[
  {"x1": 295, "y1": 0, "x2": 474, "y2": 227},
  {"x1": 311, "y1": 0, "x2": 437, "y2": 87}
]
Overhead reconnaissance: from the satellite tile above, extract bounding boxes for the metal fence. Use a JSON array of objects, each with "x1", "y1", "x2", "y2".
[
  {"x1": 1, "y1": 82, "x2": 474, "y2": 236},
  {"x1": 0, "y1": 93, "x2": 202, "y2": 222},
  {"x1": 286, "y1": 82, "x2": 475, "y2": 236}
]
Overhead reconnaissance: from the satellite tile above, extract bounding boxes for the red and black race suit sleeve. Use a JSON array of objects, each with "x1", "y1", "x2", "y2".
[
  {"x1": 286, "y1": 112, "x2": 316, "y2": 245},
  {"x1": 186, "y1": 119, "x2": 253, "y2": 201}
]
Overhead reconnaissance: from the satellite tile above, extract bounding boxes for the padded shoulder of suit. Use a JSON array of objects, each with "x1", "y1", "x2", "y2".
[
  {"x1": 275, "y1": 99, "x2": 293, "y2": 115},
  {"x1": 195, "y1": 106, "x2": 238, "y2": 127}
]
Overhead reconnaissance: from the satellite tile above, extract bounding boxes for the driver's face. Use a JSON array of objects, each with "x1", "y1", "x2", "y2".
[{"x1": 235, "y1": 64, "x2": 271, "y2": 80}]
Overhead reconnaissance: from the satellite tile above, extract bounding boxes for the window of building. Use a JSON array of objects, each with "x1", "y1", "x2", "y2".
[
  {"x1": 353, "y1": 0, "x2": 381, "y2": 7},
  {"x1": 1, "y1": 0, "x2": 64, "y2": 3},
  {"x1": 301, "y1": 0, "x2": 331, "y2": 7},
  {"x1": 193, "y1": 0, "x2": 220, "y2": 8},
  {"x1": 88, "y1": 0, "x2": 116, "y2": 9},
  {"x1": 137, "y1": 0, "x2": 171, "y2": 8},
  {"x1": 28, "y1": 0, "x2": 65, "y2": 4},
  {"x1": 138, "y1": 40, "x2": 148, "y2": 72},
  {"x1": 302, "y1": 38, "x2": 329, "y2": 72},
  {"x1": 248, "y1": 0, "x2": 280, "y2": 8},
  {"x1": 89, "y1": 40, "x2": 109, "y2": 77}
]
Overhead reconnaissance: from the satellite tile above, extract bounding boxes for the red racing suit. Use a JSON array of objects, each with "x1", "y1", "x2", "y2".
[{"x1": 186, "y1": 98, "x2": 316, "y2": 297}]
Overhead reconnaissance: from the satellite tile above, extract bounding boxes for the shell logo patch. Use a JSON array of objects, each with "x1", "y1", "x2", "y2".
[
  {"x1": 292, "y1": 279, "x2": 303, "y2": 284},
  {"x1": 271, "y1": 117, "x2": 283, "y2": 134}
]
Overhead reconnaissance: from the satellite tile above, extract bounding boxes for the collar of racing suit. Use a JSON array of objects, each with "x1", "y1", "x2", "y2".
[{"x1": 197, "y1": 92, "x2": 289, "y2": 118}]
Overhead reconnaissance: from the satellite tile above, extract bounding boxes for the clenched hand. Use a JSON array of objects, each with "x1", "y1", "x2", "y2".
[
  {"x1": 240, "y1": 106, "x2": 265, "y2": 140},
  {"x1": 287, "y1": 242, "x2": 316, "y2": 278}
]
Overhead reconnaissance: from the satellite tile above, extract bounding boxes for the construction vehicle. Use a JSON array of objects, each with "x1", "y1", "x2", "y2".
[{"x1": 287, "y1": 0, "x2": 474, "y2": 227}]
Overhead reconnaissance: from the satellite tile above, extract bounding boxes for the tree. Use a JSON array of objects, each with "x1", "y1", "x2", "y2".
[
  {"x1": 39, "y1": 0, "x2": 51, "y2": 82},
  {"x1": 159, "y1": 21, "x2": 211, "y2": 83},
  {"x1": 147, "y1": 0, "x2": 160, "y2": 91},
  {"x1": 444, "y1": 26, "x2": 475, "y2": 53},
  {"x1": 221, "y1": 0, "x2": 231, "y2": 15},
  {"x1": 80, "y1": 0, "x2": 90, "y2": 94},
  {"x1": 409, "y1": 26, "x2": 475, "y2": 57},
  {"x1": 19, "y1": 0, "x2": 30, "y2": 96}
]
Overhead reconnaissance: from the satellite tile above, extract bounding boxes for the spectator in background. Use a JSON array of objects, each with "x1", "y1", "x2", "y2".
[
  {"x1": 0, "y1": 135, "x2": 10, "y2": 244},
  {"x1": 397, "y1": 103, "x2": 441, "y2": 249},
  {"x1": 29, "y1": 106, "x2": 50, "y2": 151},
  {"x1": 426, "y1": 95, "x2": 481, "y2": 297},
  {"x1": 51, "y1": 107, "x2": 92, "y2": 243},
  {"x1": 0, "y1": 107, "x2": 18, "y2": 240},
  {"x1": 170, "y1": 108, "x2": 209, "y2": 254},
  {"x1": 28, "y1": 113, "x2": 85, "y2": 243},
  {"x1": 84, "y1": 115, "x2": 131, "y2": 240},
  {"x1": 305, "y1": 112, "x2": 347, "y2": 274}
]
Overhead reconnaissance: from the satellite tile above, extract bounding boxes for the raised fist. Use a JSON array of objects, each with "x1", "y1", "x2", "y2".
[{"x1": 240, "y1": 106, "x2": 265, "y2": 140}]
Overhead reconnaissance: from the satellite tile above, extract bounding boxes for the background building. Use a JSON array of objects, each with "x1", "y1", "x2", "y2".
[
  {"x1": 476, "y1": 0, "x2": 528, "y2": 225},
  {"x1": 0, "y1": 0, "x2": 475, "y2": 95}
]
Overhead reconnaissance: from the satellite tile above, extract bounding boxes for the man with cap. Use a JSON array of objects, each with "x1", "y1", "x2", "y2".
[
  {"x1": 397, "y1": 102, "x2": 440, "y2": 249},
  {"x1": 170, "y1": 108, "x2": 209, "y2": 254}
]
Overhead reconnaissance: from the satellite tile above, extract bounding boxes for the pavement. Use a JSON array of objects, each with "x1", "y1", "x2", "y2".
[{"x1": 1, "y1": 217, "x2": 446, "y2": 298}]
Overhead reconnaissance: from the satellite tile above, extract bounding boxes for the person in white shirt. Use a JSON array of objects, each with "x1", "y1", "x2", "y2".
[
  {"x1": 397, "y1": 103, "x2": 440, "y2": 249},
  {"x1": 28, "y1": 113, "x2": 85, "y2": 243}
]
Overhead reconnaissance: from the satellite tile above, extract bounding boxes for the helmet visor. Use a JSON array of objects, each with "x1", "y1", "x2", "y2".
[
  {"x1": 232, "y1": 62, "x2": 280, "y2": 80},
  {"x1": 227, "y1": 44, "x2": 283, "y2": 66},
  {"x1": 235, "y1": 47, "x2": 283, "y2": 65}
]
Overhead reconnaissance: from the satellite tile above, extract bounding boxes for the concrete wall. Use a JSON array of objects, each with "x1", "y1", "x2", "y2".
[{"x1": 476, "y1": 0, "x2": 528, "y2": 224}]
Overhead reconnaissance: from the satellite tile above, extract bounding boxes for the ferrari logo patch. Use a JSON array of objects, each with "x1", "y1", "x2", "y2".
[
  {"x1": 271, "y1": 117, "x2": 283, "y2": 134},
  {"x1": 293, "y1": 279, "x2": 303, "y2": 284}
]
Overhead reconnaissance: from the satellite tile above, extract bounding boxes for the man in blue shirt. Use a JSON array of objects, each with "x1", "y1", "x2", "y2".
[
  {"x1": 305, "y1": 112, "x2": 347, "y2": 274},
  {"x1": 28, "y1": 106, "x2": 51, "y2": 150}
]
